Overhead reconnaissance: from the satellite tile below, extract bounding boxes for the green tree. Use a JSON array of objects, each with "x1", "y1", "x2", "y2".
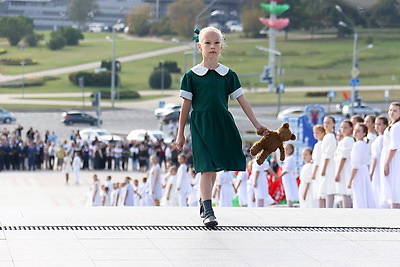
[
  {"x1": 371, "y1": 0, "x2": 400, "y2": 27},
  {"x1": 47, "y1": 31, "x2": 66, "y2": 50},
  {"x1": 67, "y1": 0, "x2": 98, "y2": 27},
  {"x1": 125, "y1": 4, "x2": 153, "y2": 36},
  {"x1": 241, "y1": 0, "x2": 265, "y2": 38},
  {"x1": 0, "y1": 16, "x2": 34, "y2": 46},
  {"x1": 168, "y1": 0, "x2": 205, "y2": 37},
  {"x1": 59, "y1": 27, "x2": 84, "y2": 45}
]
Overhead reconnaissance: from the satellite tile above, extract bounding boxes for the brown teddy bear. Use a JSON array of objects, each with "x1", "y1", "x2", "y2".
[{"x1": 250, "y1": 122, "x2": 296, "y2": 165}]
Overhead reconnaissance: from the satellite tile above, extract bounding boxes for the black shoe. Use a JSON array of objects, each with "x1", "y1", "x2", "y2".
[
  {"x1": 203, "y1": 215, "x2": 218, "y2": 228},
  {"x1": 199, "y1": 199, "x2": 205, "y2": 218}
]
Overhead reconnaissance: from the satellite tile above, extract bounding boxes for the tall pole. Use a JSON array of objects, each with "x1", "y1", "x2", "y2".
[
  {"x1": 268, "y1": 1, "x2": 277, "y2": 92},
  {"x1": 277, "y1": 53, "x2": 282, "y2": 114},
  {"x1": 111, "y1": 27, "x2": 116, "y2": 108},
  {"x1": 21, "y1": 61, "x2": 25, "y2": 98},
  {"x1": 350, "y1": 31, "x2": 358, "y2": 116}
]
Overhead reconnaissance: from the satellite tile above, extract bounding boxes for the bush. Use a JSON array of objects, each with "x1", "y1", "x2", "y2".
[
  {"x1": 100, "y1": 60, "x2": 121, "y2": 72},
  {"x1": 93, "y1": 90, "x2": 140, "y2": 100},
  {"x1": 0, "y1": 58, "x2": 37, "y2": 65},
  {"x1": 154, "y1": 61, "x2": 180, "y2": 73},
  {"x1": 59, "y1": 26, "x2": 84, "y2": 46},
  {"x1": 47, "y1": 32, "x2": 65, "y2": 50},
  {"x1": 149, "y1": 69, "x2": 172, "y2": 89},
  {"x1": 69, "y1": 71, "x2": 120, "y2": 87},
  {"x1": 25, "y1": 33, "x2": 44, "y2": 47}
]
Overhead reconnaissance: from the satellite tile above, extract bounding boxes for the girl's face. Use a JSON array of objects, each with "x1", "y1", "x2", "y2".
[
  {"x1": 301, "y1": 149, "x2": 311, "y2": 162},
  {"x1": 284, "y1": 144, "x2": 293, "y2": 156},
  {"x1": 178, "y1": 156, "x2": 185, "y2": 164},
  {"x1": 364, "y1": 116, "x2": 374, "y2": 130},
  {"x1": 388, "y1": 104, "x2": 400, "y2": 122},
  {"x1": 198, "y1": 31, "x2": 223, "y2": 59},
  {"x1": 340, "y1": 122, "x2": 353, "y2": 137},
  {"x1": 323, "y1": 117, "x2": 334, "y2": 132},
  {"x1": 313, "y1": 129, "x2": 324, "y2": 141},
  {"x1": 353, "y1": 125, "x2": 366, "y2": 141},
  {"x1": 375, "y1": 118, "x2": 387, "y2": 135}
]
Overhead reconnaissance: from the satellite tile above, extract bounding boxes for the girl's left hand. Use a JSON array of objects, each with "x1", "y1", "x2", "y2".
[
  {"x1": 347, "y1": 183, "x2": 352, "y2": 189},
  {"x1": 256, "y1": 125, "x2": 271, "y2": 136}
]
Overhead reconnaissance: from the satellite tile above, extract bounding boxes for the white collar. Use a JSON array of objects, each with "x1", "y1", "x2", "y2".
[{"x1": 191, "y1": 64, "x2": 229, "y2": 76}]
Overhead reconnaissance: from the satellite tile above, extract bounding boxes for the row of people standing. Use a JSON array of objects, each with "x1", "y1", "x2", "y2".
[{"x1": 299, "y1": 102, "x2": 400, "y2": 208}]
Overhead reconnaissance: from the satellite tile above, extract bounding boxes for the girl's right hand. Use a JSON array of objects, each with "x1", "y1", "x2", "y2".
[{"x1": 176, "y1": 134, "x2": 185, "y2": 151}]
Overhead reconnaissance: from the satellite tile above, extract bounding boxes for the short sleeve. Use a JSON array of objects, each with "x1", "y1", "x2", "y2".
[
  {"x1": 389, "y1": 123, "x2": 400, "y2": 150},
  {"x1": 179, "y1": 73, "x2": 193, "y2": 100},
  {"x1": 229, "y1": 71, "x2": 243, "y2": 100}
]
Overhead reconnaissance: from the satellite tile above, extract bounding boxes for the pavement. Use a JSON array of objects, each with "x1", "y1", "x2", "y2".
[{"x1": 0, "y1": 170, "x2": 400, "y2": 266}]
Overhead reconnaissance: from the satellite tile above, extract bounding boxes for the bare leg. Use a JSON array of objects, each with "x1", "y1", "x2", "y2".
[
  {"x1": 343, "y1": 195, "x2": 352, "y2": 208},
  {"x1": 392, "y1": 203, "x2": 400, "y2": 209},
  {"x1": 154, "y1": 199, "x2": 160, "y2": 206},
  {"x1": 200, "y1": 172, "x2": 215, "y2": 201},
  {"x1": 319, "y1": 198, "x2": 326, "y2": 208},
  {"x1": 65, "y1": 173, "x2": 69, "y2": 183},
  {"x1": 326, "y1": 194, "x2": 335, "y2": 208},
  {"x1": 256, "y1": 199, "x2": 264, "y2": 207}
]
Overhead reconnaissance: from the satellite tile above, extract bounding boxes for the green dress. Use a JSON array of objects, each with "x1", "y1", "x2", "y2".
[{"x1": 180, "y1": 64, "x2": 246, "y2": 173}]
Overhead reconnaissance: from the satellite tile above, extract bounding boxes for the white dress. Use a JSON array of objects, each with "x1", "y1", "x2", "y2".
[
  {"x1": 312, "y1": 141, "x2": 322, "y2": 199},
  {"x1": 236, "y1": 170, "x2": 248, "y2": 206},
  {"x1": 72, "y1": 156, "x2": 81, "y2": 184},
  {"x1": 380, "y1": 122, "x2": 400, "y2": 205},
  {"x1": 335, "y1": 136, "x2": 355, "y2": 196},
  {"x1": 124, "y1": 183, "x2": 135, "y2": 206},
  {"x1": 318, "y1": 133, "x2": 337, "y2": 197},
  {"x1": 281, "y1": 155, "x2": 299, "y2": 202},
  {"x1": 216, "y1": 171, "x2": 234, "y2": 207},
  {"x1": 176, "y1": 163, "x2": 191, "y2": 207},
  {"x1": 91, "y1": 180, "x2": 102, "y2": 206},
  {"x1": 188, "y1": 173, "x2": 200, "y2": 207},
  {"x1": 351, "y1": 140, "x2": 376, "y2": 208},
  {"x1": 163, "y1": 174, "x2": 179, "y2": 206},
  {"x1": 149, "y1": 163, "x2": 162, "y2": 200},
  {"x1": 63, "y1": 155, "x2": 72, "y2": 174},
  {"x1": 370, "y1": 135, "x2": 383, "y2": 206},
  {"x1": 299, "y1": 162, "x2": 316, "y2": 208},
  {"x1": 250, "y1": 159, "x2": 269, "y2": 200}
]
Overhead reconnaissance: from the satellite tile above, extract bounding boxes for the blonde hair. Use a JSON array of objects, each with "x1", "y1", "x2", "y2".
[{"x1": 198, "y1": 26, "x2": 225, "y2": 47}]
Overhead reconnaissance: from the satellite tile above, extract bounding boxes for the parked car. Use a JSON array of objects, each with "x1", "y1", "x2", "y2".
[
  {"x1": 62, "y1": 111, "x2": 101, "y2": 126},
  {"x1": 127, "y1": 129, "x2": 173, "y2": 144},
  {"x1": 0, "y1": 108, "x2": 16, "y2": 124},
  {"x1": 154, "y1": 103, "x2": 181, "y2": 118},
  {"x1": 79, "y1": 128, "x2": 122, "y2": 144},
  {"x1": 161, "y1": 110, "x2": 190, "y2": 125},
  {"x1": 342, "y1": 103, "x2": 381, "y2": 118},
  {"x1": 277, "y1": 107, "x2": 304, "y2": 121}
]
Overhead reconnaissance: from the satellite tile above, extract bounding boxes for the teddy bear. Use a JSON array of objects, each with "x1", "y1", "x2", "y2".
[{"x1": 250, "y1": 122, "x2": 296, "y2": 165}]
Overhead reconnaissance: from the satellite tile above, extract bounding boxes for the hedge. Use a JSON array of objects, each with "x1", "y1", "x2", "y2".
[
  {"x1": 90, "y1": 90, "x2": 140, "y2": 100},
  {"x1": 0, "y1": 58, "x2": 37, "y2": 66},
  {"x1": 69, "y1": 71, "x2": 120, "y2": 87}
]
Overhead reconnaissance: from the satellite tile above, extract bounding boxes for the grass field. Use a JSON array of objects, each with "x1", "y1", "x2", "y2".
[{"x1": 1, "y1": 29, "x2": 400, "y2": 108}]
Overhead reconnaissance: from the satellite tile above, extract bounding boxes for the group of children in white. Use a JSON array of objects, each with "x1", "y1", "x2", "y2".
[
  {"x1": 85, "y1": 102, "x2": 399, "y2": 209},
  {"x1": 299, "y1": 102, "x2": 400, "y2": 209}
]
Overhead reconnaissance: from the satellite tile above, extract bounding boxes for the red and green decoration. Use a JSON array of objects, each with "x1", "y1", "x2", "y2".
[{"x1": 259, "y1": 1, "x2": 290, "y2": 30}]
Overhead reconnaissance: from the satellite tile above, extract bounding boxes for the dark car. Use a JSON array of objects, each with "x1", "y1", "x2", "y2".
[
  {"x1": 62, "y1": 111, "x2": 101, "y2": 126},
  {"x1": 161, "y1": 111, "x2": 190, "y2": 124}
]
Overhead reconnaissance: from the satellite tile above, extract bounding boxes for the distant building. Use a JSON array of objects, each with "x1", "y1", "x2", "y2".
[{"x1": 0, "y1": 0, "x2": 144, "y2": 30}]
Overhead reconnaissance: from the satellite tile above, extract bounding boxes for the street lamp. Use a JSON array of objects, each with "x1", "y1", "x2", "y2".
[
  {"x1": 193, "y1": 0, "x2": 218, "y2": 66},
  {"x1": 256, "y1": 46, "x2": 283, "y2": 114},
  {"x1": 111, "y1": 27, "x2": 116, "y2": 108},
  {"x1": 20, "y1": 60, "x2": 25, "y2": 98}
]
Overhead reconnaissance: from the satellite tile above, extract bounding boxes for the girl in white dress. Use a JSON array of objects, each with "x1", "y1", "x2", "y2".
[
  {"x1": 91, "y1": 174, "x2": 102, "y2": 206},
  {"x1": 72, "y1": 151, "x2": 81, "y2": 185},
  {"x1": 124, "y1": 177, "x2": 135, "y2": 206},
  {"x1": 216, "y1": 171, "x2": 235, "y2": 207},
  {"x1": 311, "y1": 125, "x2": 326, "y2": 208},
  {"x1": 176, "y1": 154, "x2": 191, "y2": 207},
  {"x1": 235, "y1": 168, "x2": 249, "y2": 207},
  {"x1": 188, "y1": 169, "x2": 201, "y2": 207},
  {"x1": 278, "y1": 143, "x2": 298, "y2": 207},
  {"x1": 381, "y1": 102, "x2": 400, "y2": 209},
  {"x1": 320, "y1": 116, "x2": 337, "y2": 208},
  {"x1": 299, "y1": 147, "x2": 316, "y2": 208},
  {"x1": 250, "y1": 157, "x2": 277, "y2": 207},
  {"x1": 335, "y1": 120, "x2": 355, "y2": 208},
  {"x1": 163, "y1": 166, "x2": 179, "y2": 206},
  {"x1": 62, "y1": 154, "x2": 73, "y2": 184},
  {"x1": 348, "y1": 123, "x2": 376, "y2": 208},
  {"x1": 148, "y1": 154, "x2": 162, "y2": 206},
  {"x1": 370, "y1": 116, "x2": 388, "y2": 208},
  {"x1": 365, "y1": 115, "x2": 378, "y2": 143}
]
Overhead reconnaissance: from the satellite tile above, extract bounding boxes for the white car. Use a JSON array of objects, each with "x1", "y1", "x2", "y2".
[
  {"x1": 342, "y1": 103, "x2": 381, "y2": 118},
  {"x1": 79, "y1": 128, "x2": 122, "y2": 144},
  {"x1": 277, "y1": 107, "x2": 304, "y2": 121},
  {"x1": 127, "y1": 129, "x2": 173, "y2": 144},
  {"x1": 154, "y1": 103, "x2": 181, "y2": 118}
]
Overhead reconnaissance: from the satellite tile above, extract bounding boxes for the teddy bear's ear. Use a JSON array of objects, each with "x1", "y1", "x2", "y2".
[
  {"x1": 282, "y1": 122, "x2": 289, "y2": 128},
  {"x1": 291, "y1": 134, "x2": 296, "y2": 140}
]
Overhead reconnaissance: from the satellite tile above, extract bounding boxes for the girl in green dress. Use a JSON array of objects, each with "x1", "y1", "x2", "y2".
[{"x1": 176, "y1": 27, "x2": 270, "y2": 228}]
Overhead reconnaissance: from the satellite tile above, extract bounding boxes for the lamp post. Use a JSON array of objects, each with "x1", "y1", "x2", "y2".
[
  {"x1": 193, "y1": 0, "x2": 218, "y2": 66},
  {"x1": 256, "y1": 46, "x2": 283, "y2": 114},
  {"x1": 20, "y1": 60, "x2": 25, "y2": 98},
  {"x1": 111, "y1": 26, "x2": 116, "y2": 108}
]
